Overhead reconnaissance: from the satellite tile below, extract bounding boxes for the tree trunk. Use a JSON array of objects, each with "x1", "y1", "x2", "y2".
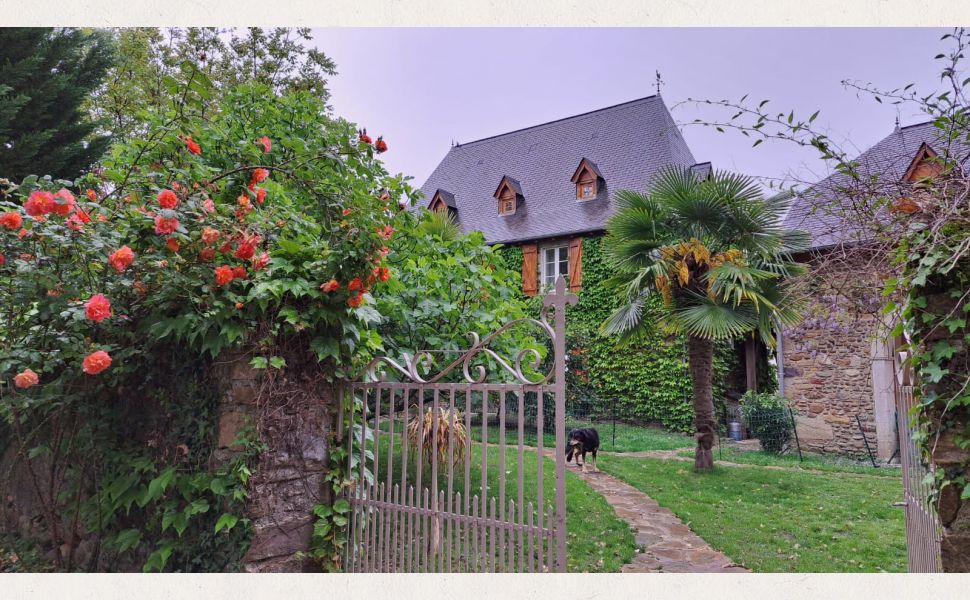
[{"x1": 687, "y1": 335, "x2": 716, "y2": 472}]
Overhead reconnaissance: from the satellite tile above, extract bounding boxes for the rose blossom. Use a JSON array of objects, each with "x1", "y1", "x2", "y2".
[
  {"x1": 14, "y1": 369, "x2": 39, "y2": 389},
  {"x1": 84, "y1": 294, "x2": 112, "y2": 323},
  {"x1": 82, "y1": 350, "x2": 112, "y2": 375}
]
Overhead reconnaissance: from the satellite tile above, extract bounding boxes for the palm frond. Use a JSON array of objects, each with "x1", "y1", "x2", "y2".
[
  {"x1": 600, "y1": 295, "x2": 647, "y2": 337},
  {"x1": 417, "y1": 209, "x2": 461, "y2": 241},
  {"x1": 671, "y1": 293, "x2": 759, "y2": 339}
]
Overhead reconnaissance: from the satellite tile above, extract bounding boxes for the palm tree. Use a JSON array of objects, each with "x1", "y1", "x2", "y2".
[{"x1": 601, "y1": 167, "x2": 808, "y2": 472}]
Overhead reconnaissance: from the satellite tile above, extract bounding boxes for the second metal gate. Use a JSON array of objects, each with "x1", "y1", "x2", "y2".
[
  {"x1": 342, "y1": 277, "x2": 576, "y2": 572},
  {"x1": 895, "y1": 355, "x2": 943, "y2": 572}
]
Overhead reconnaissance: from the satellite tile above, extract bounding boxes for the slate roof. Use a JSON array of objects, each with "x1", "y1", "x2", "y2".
[
  {"x1": 784, "y1": 121, "x2": 970, "y2": 249},
  {"x1": 418, "y1": 95, "x2": 698, "y2": 244}
]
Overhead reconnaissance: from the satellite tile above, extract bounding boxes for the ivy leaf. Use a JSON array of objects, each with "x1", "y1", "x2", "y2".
[
  {"x1": 143, "y1": 543, "x2": 175, "y2": 573},
  {"x1": 922, "y1": 363, "x2": 949, "y2": 384},
  {"x1": 27, "y1": 445, "x2": 51, "y2": 459},
  {"x1": 931, "y1": 340, "x2": 959, "y2": 362},
  {"x1": 143, "y1": 466, "x2": 176, "y2": 505},
  {"x1": 214, "y1": 513, "x2": 239, "y2": 534},
  {"x1": 943, "y1": 316, "x2": 966, "y2": 334},
  {"x1": 115, "y1": 528, "x2": 142, "y2": 553}
]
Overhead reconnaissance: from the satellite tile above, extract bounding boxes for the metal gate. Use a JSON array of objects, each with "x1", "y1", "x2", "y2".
[
  {"x1": 341, "y1": 277, "x2": 576, "y2": 572},
  {"x1": 894, "y1": 358, "x2": 943, "y2": 572}
]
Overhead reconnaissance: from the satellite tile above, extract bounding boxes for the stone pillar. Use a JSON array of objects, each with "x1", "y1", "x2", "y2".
[
  {"x1": 870, "y1": 336, "x2": 897, "y2": 462},
  {"x1": 213, "y1": 353, "x2": 338, "y2": 572}
]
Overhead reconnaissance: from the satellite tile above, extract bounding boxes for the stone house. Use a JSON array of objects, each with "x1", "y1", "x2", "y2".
[
  {"x1": 417, "y1": 95, "x2": 760, "y2": 417},
  {"x1": 419, "y1": 94, "x2": 705, "y2": 297},
  {"x1": 780, "y1": 120, "x2": 965, "y2": 459}
]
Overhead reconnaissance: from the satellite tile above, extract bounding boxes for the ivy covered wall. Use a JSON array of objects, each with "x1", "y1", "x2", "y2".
[{"x1": 499, "y1": 235, "x2": 743, "y2": 432}]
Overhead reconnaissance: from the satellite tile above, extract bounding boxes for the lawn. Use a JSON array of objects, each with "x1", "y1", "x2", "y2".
[
  {"x1": 367, "y1": 426, "x2": 635, "y2": 572},
  {"x1": 681, "y1": 446, "x2": 898, "y2": 476},
  {"x1": 469, "y1": 419, "x2": 695, "y2": 452},
  {"x1": 601, "y1": 455, "x2": 907, "y2": 572}
]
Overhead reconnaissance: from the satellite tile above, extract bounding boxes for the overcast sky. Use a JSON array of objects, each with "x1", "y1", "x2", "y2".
[{"x1": 311, "y1": 28, "x2": 951, "y2": 193}]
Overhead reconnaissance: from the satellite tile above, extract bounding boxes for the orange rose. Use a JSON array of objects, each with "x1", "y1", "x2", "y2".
[
  {"x1": 108, "y1": 246, "x2": 135, "y2": 272},
  {"x1": 82, "y1": 350, "x2": 112, "y2": 375},
  {"x1": 84, "y1": 294, "x2": 112, "y2": 323},
  {"x1": 14, "y1": 369, "x2": 39, "y2": 389}
]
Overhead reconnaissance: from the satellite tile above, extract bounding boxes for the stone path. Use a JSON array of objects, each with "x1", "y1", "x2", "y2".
[{"x1": 568, "y1": 465, "x2": 748, "y2": 573}]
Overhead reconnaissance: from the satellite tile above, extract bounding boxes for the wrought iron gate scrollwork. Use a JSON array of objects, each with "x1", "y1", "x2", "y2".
[{"x1": 341, "y1": 276, "x2": 576, "y2": 572}]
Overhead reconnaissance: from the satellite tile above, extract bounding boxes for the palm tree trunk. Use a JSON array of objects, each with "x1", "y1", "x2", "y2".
[{"x1": 687, "y1": 335, "x2": 716, "y2": 472}]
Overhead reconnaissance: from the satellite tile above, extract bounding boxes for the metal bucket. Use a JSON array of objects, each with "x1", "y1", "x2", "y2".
[{"x1": 728, "y1": 421, "x2": 743, "y2": 441}]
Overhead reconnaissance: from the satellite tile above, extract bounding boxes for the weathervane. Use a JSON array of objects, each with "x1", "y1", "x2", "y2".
[{"x1": 655, "y1": 70, "x2": 665, "y2": 95}]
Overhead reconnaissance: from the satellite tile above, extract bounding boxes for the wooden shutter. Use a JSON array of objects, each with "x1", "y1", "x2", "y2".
[
  {"x1": 568, "y1": 237, "x2": 583, "y2": 292},
  {"x1": 522, "y1": 243, "x2": 538, "y2": 297}
]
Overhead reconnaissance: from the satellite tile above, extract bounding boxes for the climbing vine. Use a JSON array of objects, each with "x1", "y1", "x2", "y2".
[{"x1": 499, "y1": 236, "x2": 741, "y2": 432}]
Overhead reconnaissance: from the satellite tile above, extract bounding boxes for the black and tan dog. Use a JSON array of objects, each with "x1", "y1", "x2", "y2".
[{"x1": 565, "y1": 428, "x2": 600, "y2": 473}]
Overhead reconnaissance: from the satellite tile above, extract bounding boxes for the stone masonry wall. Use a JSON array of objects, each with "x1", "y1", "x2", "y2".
[
  {"x1": 782, "y1": 251, "x2": 889, "y2": 457},
  {"x1": 213, "y1": 354, "x2": 338, "y2": 572}
]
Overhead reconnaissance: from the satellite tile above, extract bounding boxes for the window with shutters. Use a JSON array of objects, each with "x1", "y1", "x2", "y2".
[{"x1": 541, "y1": 245, "x2": 569, "y2": 290}]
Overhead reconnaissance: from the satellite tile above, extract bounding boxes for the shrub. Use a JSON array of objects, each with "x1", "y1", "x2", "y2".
[
  {"x1": 740, "y1": 390, "x2": 793, "y2": 454},
  {"x1": 0, "y1": 66, "x2": 414, "y2": 571}
]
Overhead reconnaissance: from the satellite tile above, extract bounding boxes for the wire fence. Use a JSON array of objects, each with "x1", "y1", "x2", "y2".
[
  {"x1": 364, "y1": 388, "x2": 892, "y2": 466},
  {"x1": 719, "y1": 404, "x2": 803, "y2": 460}
]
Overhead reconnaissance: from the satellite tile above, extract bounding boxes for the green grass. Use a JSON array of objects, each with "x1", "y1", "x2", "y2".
[
  {"x1": 601, "y1": 456, "x2": 906, "y2": 572},
  {"x1": 682, "y1": 447, "x2": 899, "y2": 476},
  {"x1": 368, "y1": 428, "x2": 635, "y2": 572},
  {"x1": 467, "y1": 419, "x2": 695, "y2": 453}
]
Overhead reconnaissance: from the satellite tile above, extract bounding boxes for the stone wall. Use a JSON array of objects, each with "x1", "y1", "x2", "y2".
[
  {"x1": 781, "y1": 250, "x2": 893, "y2": 458},
  {"x1": 213, "y1": 354, "x2": 338, "y2": 572}
]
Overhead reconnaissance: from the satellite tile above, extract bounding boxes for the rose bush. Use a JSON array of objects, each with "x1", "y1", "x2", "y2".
[{"x1": 0, "y1": 69, "x2": 416, "y2": 571}]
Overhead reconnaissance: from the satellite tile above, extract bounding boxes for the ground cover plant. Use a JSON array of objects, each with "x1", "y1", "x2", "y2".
[
  {"x1": 602, "y1": 456, "x2": 906, "y2": 572},
  {"x1": 679, "y1": 447, "x2": 896, "y2": 476}
]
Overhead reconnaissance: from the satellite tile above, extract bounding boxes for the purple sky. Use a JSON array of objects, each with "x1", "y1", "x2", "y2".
[{"x1": 311, "y1": 28, "x2": 950, "y2": 193}]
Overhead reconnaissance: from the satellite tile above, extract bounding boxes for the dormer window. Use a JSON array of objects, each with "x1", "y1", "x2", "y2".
[
  {"x1": 571, "y1": 158, "x2": 604, "y2": 201},
  {"x1": 429, "y1": 189, "x2": 457, "y2": 217},
  {"x1": 493, "y1": 176, "x2": 523, "y2": 216},
  {"x1": 903, "y1": 143, "x2": 942, "y2": 183}
]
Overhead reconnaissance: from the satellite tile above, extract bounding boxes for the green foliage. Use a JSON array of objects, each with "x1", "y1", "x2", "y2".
[
  {"x1": 739, "y1": 390, "x2": 793, "y2": 454},
  {"x1": 500, "y1": 236, "x2": 738, "y2": 432},
  {"x1": 94, "y1": 425, "x2": 260, "y2": 573},
  {"x1": 0, "y1": 27, "x2": 116, "y2": 182},
  {"x1": 88, "y1": 27, "x2": 337, "y2": 142},
  {"x1": 897, "y1": 214, "x2": 970, "y2": 505},
  {"x1": 376, "y1": 210, "x2": 537, "y2": 372},
  {"x1": 309, "y1": 393, "x2": 372, "y2": 571},
  {"x1": 604, "y1": 456, "x2": 906, "y2": 572},
  {"x1": 600, "y1": 167, "x2": 807, "y2": 345},
  {"x1": 0, "y1": 64, "x2": 411, "y2": 571}
]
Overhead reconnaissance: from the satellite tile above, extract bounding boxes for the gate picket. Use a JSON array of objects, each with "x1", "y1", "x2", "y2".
[
  {"x1": 343, "y1": 277, "x2": 576, "y2": 572},
  {"x1": 896, "y1": 381, "x2": 943, "y2": 572}
]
